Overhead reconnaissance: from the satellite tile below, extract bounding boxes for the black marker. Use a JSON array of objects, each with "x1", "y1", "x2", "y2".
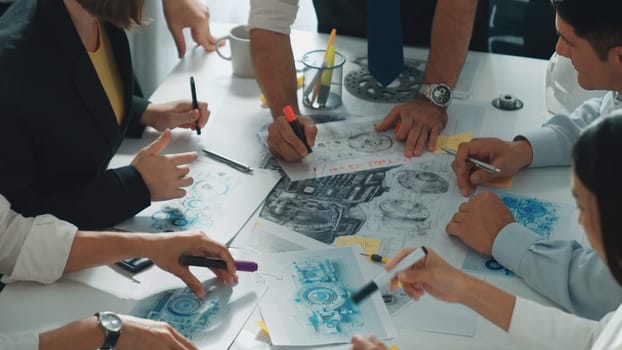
[{"x1": 190, "y1": 76, "x2": 201, "y2": 135}]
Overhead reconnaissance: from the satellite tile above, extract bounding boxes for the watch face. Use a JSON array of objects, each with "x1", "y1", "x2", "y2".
[
  {"x1": 100, "y1": 312, "x2": 122, "y2": 332},
  {"x1": 431, "y1": 85, "x2": 452, "y2": 105}
]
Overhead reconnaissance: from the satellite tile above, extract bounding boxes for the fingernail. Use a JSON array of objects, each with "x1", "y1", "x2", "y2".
[{"x1": 394, "y1": 123, "x2": 401, "y2": 133}]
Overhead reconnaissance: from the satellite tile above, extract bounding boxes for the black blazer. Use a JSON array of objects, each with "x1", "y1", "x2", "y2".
[{"x1": 0, "y1": 0, "x2": 151, "y2": 229}]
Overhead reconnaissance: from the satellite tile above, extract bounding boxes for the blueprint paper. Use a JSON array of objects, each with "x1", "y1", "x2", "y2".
[
  {"x1": 116, "y1": 157, "x2": 281, "y2": 244},
  {"x1": 259, "y1": 246, "x2": 395, "y2": 346},
  {"x1": 256, "y1": 154, "x2": 469, "y2": 266},
  {"x1": 132, "y1": 277, "x2": 266, "y2": 350},
  {"x1": 258, "y1": 116, "x2": 407, "y2": 181},
  {"x1": 259, "y1": 101, "x2": 490, "y2": 181},
  {"x1": 462, "y1": 189, "x2": 586, "y2": 275}
]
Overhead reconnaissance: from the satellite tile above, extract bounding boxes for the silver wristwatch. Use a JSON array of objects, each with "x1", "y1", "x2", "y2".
[
  {"x1": 96, "y1": 311, "x2": 122, "y2": 350},
  {"x1": 418, "y1": 83, "x2": 453, "y2": 108}
]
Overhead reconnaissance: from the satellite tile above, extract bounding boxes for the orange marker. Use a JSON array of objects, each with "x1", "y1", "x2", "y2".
[{"x1": 283, "y1": 105, "x2": 312, "y2": 154}]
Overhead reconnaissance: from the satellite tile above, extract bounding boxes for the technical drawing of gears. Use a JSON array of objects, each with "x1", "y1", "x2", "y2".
[
  {"x1": 168, "y1": 294, "x2": 204, "y2": 316},
  {"x1": 396, "y1": 170, "x2": 449, "y2": 194},
  {"x1": 379, "y1": 199, "x2": 430, "y2": 222},
  {"x1": 299, "y1": 283, "x2": 347, "y2": 310},
  {"x1": 152, "y1": 206, "x2": 198, "y2": 228},
  {"x1": 193, "y1": 178, "x2": 229, "y2": 198},
  {"x1": 263, "y1": 198, "x2": 342, "y2": 242},
  {"x1": 347, "y1": 132, "x2": 393, "y2": 153},
  {"x1": 499, "y1": 194, "x2": 558, "y2": 237},
  {"x1": 345, "y1": 56, "x2": 425, "y2": 103}
]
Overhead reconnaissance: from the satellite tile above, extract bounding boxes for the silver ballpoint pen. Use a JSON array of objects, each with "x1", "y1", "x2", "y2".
[
  {"x1": 440, "y1": 146, "x2": 501, "y2": 174},
  {"x1": 201, "y1": 149, "x2": 254, "y2": 174}
]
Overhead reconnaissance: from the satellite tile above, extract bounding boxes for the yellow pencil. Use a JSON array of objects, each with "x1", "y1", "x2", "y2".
[{"x1": 311, "y1": 28, "x2": 337, "y2": 104}]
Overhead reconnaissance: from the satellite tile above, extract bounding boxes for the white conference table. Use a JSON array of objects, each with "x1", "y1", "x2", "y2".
[{"x1": 0, "y1": 23, "x2": 578, "y2": 350}]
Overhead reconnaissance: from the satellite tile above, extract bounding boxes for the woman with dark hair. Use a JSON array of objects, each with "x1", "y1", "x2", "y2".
[
  {"x1": 0, "y1": 0, "x2": 211, "y2": 229},
  {"x1": 352, "y1": 112, "x2": 622, "y2": 349}
]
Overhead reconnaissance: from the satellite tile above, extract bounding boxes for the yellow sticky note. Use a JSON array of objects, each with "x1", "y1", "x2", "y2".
[
  {"x1": 334, "y1": 236, "x2": 382, "y2": 256},
  {"x1": 432, "y1": 132, "x2": 473, "y2": 154},
  {"x1": 256, "y1": 320, "x2": 270, "y2": 335},
  {"x1": 487, "y1": 176, "x2": 513, "y2": 188},
  {"x1": 388, "y1": 346, "x2": 400, "y2": 350}
]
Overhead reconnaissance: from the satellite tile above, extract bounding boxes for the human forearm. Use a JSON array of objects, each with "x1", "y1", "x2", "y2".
[
  {"x1": 39, "y1": 316, "x2": 104, "y2": 350},
  {"x1": 423, "y1": 0, "x2": 477, "y2": 87},
  {"x1": 250, "y1": 29, "x2": 299, "y2": 117},
  {"x1": 493, "y1": 227, "x2": 622, "y2": 319},
  {"x1": 459, "y1": 274, "x2": 515, "y2": 331},
  {"x1": 64, "y1": 231, "x2": 150, "y2": 273}
]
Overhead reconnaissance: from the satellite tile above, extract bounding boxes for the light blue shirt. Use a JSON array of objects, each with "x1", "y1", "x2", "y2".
[{"x1": 494, "y1": 91, "x2": 622, "y2": 320}]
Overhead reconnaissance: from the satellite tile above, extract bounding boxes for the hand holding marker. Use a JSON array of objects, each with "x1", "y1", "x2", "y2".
[
  {"x1": 282, "y1": 105, "x2": 313, "y2": 154},
  {"x1": 351, "y1": 246, "x2": 428, "y2": 304}
]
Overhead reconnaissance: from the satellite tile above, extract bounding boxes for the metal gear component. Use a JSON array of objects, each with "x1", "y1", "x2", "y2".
[
  {"x1": 345, "y1": 56, "x2": 425, "y2": 103},
  {"x1": 492, "y1": 93, "x2": 524, "y2": 110}
]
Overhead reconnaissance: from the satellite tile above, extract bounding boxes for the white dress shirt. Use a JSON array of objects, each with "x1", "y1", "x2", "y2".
[
  {"x1": 0, "y1": 194, "x2": 77, "y2": 350},
  {"x1": 509, "y1": 297, "x2": 622, "y2": 349},
  {"x1": 248, "y1": 0, "x2": 299, "y2": 35}
]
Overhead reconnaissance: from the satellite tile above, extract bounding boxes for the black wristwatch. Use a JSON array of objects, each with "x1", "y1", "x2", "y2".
[
  {"x1": 95, "y1": 311, "x2": 122, "y2": 350},
  {"x1": 418, "y1": 83, "x2": 453, "y2": 108}
]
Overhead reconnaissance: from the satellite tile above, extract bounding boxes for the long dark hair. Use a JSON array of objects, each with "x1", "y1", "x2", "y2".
[
  {"x1": 76, "y1": 0, "x2": 145, "y2": 30},
  {"x1": 573, "y1": 112, "x2": 622, "y2": 284}
]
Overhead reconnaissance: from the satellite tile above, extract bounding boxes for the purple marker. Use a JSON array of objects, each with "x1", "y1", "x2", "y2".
[{"x1": 179, "y1": 255, "x2": 258, "y2": 272}]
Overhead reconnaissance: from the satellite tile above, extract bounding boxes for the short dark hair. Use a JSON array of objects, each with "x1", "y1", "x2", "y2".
[
  {"x1": 76, "y1": 0, "x2": 145, "y2": 30},
  {"x1": 552, "y1": 0, "x2": 622, "y2": 60},
  {"x1": 573, "y1": 112, "x2": 622, "y2": 285}
]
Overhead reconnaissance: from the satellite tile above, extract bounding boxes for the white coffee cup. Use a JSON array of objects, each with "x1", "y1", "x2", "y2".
[{"x1": 216, "y1": 25, "x2": 256, "y2": 78}]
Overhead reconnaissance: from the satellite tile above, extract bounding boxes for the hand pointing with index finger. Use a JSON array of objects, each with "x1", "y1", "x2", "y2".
[{"x1": 131, "y1": 129, "x2": 198, "y2": 201}]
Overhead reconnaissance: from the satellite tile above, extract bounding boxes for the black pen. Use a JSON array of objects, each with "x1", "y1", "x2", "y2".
[
  {"x1": 201, "y1": 149, "x2": 254, "y2": 174},
  {"x1": 282, "y1": 105, "x2": 312, "y2": 154},
  {"x1": 190, "y1": 76, "x2": 201, "y2": 135}
]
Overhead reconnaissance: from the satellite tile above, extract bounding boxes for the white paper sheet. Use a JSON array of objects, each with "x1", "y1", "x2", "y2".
[
  {"x1": 258, "y1": 246, "x2": 396, "y2": 346},
  {"x1": 393, "y1": 294, "x2": 477, "y2": 337},
  {"x1": 230, "y1": 217, "x2": 329, "y2": 253},
  {"x1": 260, "y1": 101, "x2": 492, "y2": 181},
  {"x1": 65, "y1": 248, "x2": 259, "y2": 300},
  {"x1": 115, "y1": 157, "x2": 281, "y2": 245}
]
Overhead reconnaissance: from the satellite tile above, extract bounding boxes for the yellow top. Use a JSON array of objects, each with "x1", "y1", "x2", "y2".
[{"x1": 88, "y1": 22, "x2": 124, "y2": 125}]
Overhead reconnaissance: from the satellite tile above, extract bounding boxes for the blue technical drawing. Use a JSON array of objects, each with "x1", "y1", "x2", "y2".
[
  {"x1": 149, "y1": 171, "x2": 233, "y2": 231},
  {"x1": 462, "y1": 192, "x2": 561, "y2": 274},
  {"x1": 499, "y1": 193, "x2": 558, "y2": 238},
  {"x1": 291, "y1": 258, "x2": 362, "y2": 335},
  {"x1": 139, "y1": 288, "x2": 221, "y2": 340}
]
